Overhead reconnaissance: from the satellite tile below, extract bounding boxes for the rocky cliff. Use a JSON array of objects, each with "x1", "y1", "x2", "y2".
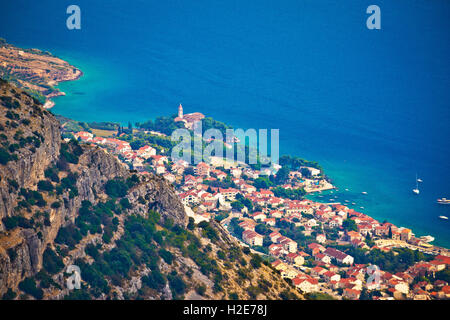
[{"x1": 0, "y1": 79, "x2": 301, "y2": 300}]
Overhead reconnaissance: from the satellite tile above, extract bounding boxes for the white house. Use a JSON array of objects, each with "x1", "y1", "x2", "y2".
[
  {"x1": 242, "y1": 230, "x2": 263, "y2": 247},
  {"x1": 293, "y1": 278, "x2": 319, "y2": 293}
]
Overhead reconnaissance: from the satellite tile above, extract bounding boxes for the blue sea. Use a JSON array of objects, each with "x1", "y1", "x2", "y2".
[{"x1": 1, "y1": 0, "x2": 450, "y2": 246}]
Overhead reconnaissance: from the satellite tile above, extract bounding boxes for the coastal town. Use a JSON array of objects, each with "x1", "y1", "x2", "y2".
[{"x1": 68, "y1": 105, "x2": 450, "y2": 300}]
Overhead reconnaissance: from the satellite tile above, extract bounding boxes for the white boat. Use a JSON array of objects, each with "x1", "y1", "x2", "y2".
[
  {"x1": 419, "y1": 235, "x2": 435, "y2": 243},
  {"x1": 437, "y1": 198, "x2": 450, "y2": 205},
  {"x1": 345, "y1": 188, "x2": 349, "y2": 191},
  {"x1": 438, "y1": 216, "x2": 448, "y2": 220},
  {"x1": 412, "y1": 174, "x2": 420, "y2": 195},
  {"x1": 361, "y1": 191, "x2": 368, "y2": 195},
  {"x1": 417, "y1": 178, "x2": 423, "y2": 183}
]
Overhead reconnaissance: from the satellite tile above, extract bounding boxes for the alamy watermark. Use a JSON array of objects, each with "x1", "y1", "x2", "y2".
[
  {"x1": 66, "y1": 5, "x2": 81, "y2": 30},
  {"x1": 66, "y1": 5, "x2": 381, "y2": 31},
  {"x1": 66, "y1": 264, "x2": 81, "y2": 290},
  {"x1": 366, "y1": 5, "x2": 381, "y2": 30},
  {"x1": 171, "y1": 121, "x2": 279, "y2": 166},
  {"x1": 366, "y1": 264, "x2": 381, "y2": 289}
]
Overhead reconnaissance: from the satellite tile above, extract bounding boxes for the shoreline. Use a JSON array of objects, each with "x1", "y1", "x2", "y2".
[
  {"x1": 43, "y1": 68, "x2": 84, "y2": 109},
  {"x1": 0, "y1": 40, "x2": 84, "y2": 110},
  {"x1": 11, "y1": 42, "x2": 445, "y2": 251}
]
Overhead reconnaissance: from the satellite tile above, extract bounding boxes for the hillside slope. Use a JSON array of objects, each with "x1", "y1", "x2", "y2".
[{"x1": 0, "y1": 79, "x2": 302, "y2": 300}]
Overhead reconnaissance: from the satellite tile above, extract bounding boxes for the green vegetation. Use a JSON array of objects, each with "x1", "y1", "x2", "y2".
[
  {"x1": 63, "y1": 289, "x2": 92, "y2": 300},
  {"x1": 197, "y1": 221, "x2": 219, "y2": 242},
  {"x1": 42, "y1": 247, "x2": 64, "y2": 275},
  {"x1": 59, "y1": 140, "x2": 83, "y2": 164},
  {"x1": 279, "y1": 289, "x2": 298, "y2": 300},
  {"x1": 17, "y1": 188, "x2": 46, "y2": 207},
  {"x1": 342, "y1": 219, "x2": 358, "y2": 232},
  {"x1": 104, "y1": 175, "x2": 139, "y2": 198},
  {"x1": 56, "y1": 171, "x2": 78, "y2": 198},
  {"x1": 55, "y1": 223, "x2": 83, "y2": 249},
  {"x1": 305, "y1": 292, "x2": 335, "y2": 300},
  {"x1": 195, "y1": 284, "x2": 206, "y2": 296},
  {"x1": 253, "y1": 177, "x2": 272, "y2": 189},
  {"x1": 200, "y1": 117, "x2": 231, "y2": 136},
  {"x1": 228, "y1": 292, "x2": 239, "y2": 300},
  {"x1": 18, "y1": 277, "x2": 43, "y2": 299},
  {"x1": 35, "y1": 270, "x2": 60, "y2": 289},
  {"x1": 119, "y1": 131, "x2": 175, "y2": 152},
  {"x1": 345, "y1": 247, "x2": 433, "y2": 273},
  {"x1": 272, "y1": 186, "x2": 305, "y2": 200},
  {"x1": 159, "y1": 249, "x2": 174, "y2": 264},
  {"x1": 1, "y1": 288, "x2": 17, "y2": 300},
  {"x1": 88, "y1": 121, "x2": 119, "y2": 131},
  {"x1": 434, "y1": 267, "x2": 450, "y2": 283},
  {"x1": 104, "y1": 178, "x2": 128, "y2": 198},
  {"x1": 142, "y1": 270, "x2": 166, "y2": 291},
  {"x1": 37, "y1": 180, "x2": 53, "y2": 192},
  {"x1": 250, "y1": 254, "x2": 263, "y2": 269},
  {"x1": 2, "y1": 215, "x2": 33, "y2": 230},
  {"x1": 232, "y1": 193, "x2": 253, "y2": 211},
  {"x1": 0, "y1": 95, "x2": 21, "y2": 109},
  {"x1": 75, "y1": 200, "x2": 119, "y2": 243},
  {"x1": 229, "y1": 217, "x2": 244, "y2": 238},
  {"x1": 274, "y1": 166, "x2": 290, "y2": 184},
  {"x1": 168, "y1": 272, "x2": 186, "y2": 298},
  {"x1": 137, "y1": 115, "x2": 184, "y2": 136},
  {"x1": 279, "y1": 155, "x2": 321, "y2": 171},
  {"x1": 55, "y1": 115, "x2": 91, "y2": 133},
  {"x1": 0, "y1": 147, "x2": 18, "y2": 164},
  {"x1": 44, "y1": 166, "x2": 60, "y2": 182}
]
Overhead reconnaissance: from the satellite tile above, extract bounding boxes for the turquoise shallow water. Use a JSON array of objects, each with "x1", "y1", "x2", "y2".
[{"x1": 1, "y1": 0, "x2": 449, "y2": 246}]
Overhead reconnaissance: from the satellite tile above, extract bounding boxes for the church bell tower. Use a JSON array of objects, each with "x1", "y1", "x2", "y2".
[{"x1": 178, "y1": 103, "x2": 183, "y2": 119}]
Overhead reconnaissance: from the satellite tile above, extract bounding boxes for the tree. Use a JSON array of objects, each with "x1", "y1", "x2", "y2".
[
  {"x1": 300, "y1": 167, "x2": 312, "y2": 179},
  {"x1": 2, "y1": 288, "x2": 17, "y2": 300},
  {"x1": 255, "y1": 223, "x2": 271, "y2": 236},
  {"x1": 272, "y1": 187, "x2": 305, "y2": 200},
  {"x1": 187, "y1": 217, "x2": 195, "y2": 230},
  {"x1": 184, "y1": 167, "x2": 195, "y2": 176},
  {"x1": 274, "y1": 166, "x2": 290, "y2": 184},
  {"x1": 43, "y1": 247, "x2": 64, "y2": 274},
  {"x1": 253, "y1": 177, "x2": 272, "y2": 189},
  {"x1": 360, "y1": 288, "x2": 371, "y2": 300},
  {"x1": 37, "y1": 180, "x2": 53, "y2": 192},
  {"x1": 168, "y1": 273, "x2": 186, "y2": 296},
  {"x1": 0, "y1": 148, "x2": 16, "y2": 164},
  {"x1": 231, "y1": 201, "x2": 244, "y2": 211},
  {"x1": 19, "y1": 278, "x2": 43, "y2": 299},
  {"x1": 104, "y1": 179, "x2": 129, "y2": 198},
  {"x1": 343, "y1": 219, "x2": 358, "y2": 232}
]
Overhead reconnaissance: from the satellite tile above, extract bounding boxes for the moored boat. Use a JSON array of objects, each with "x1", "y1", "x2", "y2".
[
  {"x1": 412, "y1": 173, "x2": 420, "y2": 194},
  {"x1": 437, "y1": 198, "x2": 450, "y2": 205}
]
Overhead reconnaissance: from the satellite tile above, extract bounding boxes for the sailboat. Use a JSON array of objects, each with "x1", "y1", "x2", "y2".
[{"x1": 412, "y1": 174, "x2": 420, "y2": 195}]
